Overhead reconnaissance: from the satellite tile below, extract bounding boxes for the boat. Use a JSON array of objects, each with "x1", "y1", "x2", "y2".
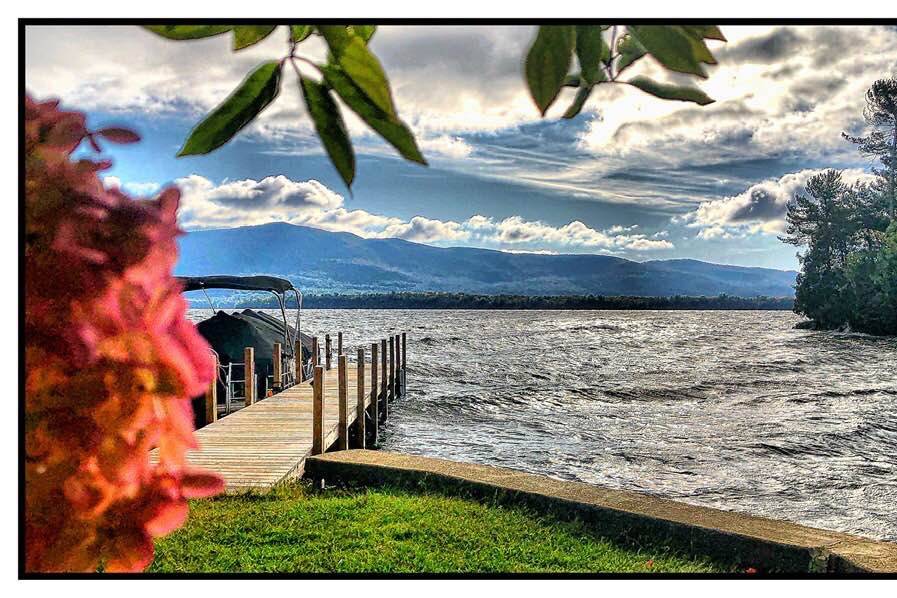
[{"x1": 177, "y1": 275, "x2": 313, "y2": 426}]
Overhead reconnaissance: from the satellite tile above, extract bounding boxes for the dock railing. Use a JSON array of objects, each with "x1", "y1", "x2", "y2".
[{"x1": 202, "y1": 330, "x2": 408, "y2": 457}]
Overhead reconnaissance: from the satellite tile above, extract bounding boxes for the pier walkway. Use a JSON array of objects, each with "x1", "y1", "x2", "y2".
[{"x1": 151, "y1": 333, "x2": 406, "y2": 492}]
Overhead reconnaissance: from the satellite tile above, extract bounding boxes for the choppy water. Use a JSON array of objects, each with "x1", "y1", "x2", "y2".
[{"x1": 188, "y1": 308, "x2": 897, "y2": 541}]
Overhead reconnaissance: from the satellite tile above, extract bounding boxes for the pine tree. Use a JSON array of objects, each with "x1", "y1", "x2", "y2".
[{"x1": 842, "y1": 78, "x2": 897, "y2": 219}]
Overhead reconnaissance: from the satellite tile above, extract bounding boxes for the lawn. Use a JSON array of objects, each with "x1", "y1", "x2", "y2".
[{"x1": 150, "y1": 483, "x2": 730, "y2": 573}]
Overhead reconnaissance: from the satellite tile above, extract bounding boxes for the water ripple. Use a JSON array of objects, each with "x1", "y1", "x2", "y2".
[{"x1": 190, "y1": 308, "x2": 897, "y2": 541}]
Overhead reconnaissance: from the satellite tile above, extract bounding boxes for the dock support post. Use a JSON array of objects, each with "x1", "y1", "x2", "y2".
[
  {"x1": 244, "y1": 347, "x2": 255, "y2": 406},
  {"x1": 355, "y1": 347, "x2": 366, "y2": 448},
  {"x1": 380, "y1": 338, "x2": 388, "y2": 422},
  {"x1": 295, "y1": 339, "x2": 304, "y2": 383},
  {"x1": 338, "y1": 354, "x2": 349, "y2": 450},
  {"x1": 205, "y1": 353, "x2": 218, "y2": 425},
  {"x1": 338, "y1": 331, "x2": 343, "y2": 356},
  {"x1": 389, "y1": 335, "x2": 395, "y2": 403},
  {"x1": 325, "y1": 334, "x2": 332, "y2": 370},
  {"x1": 273, "y1": 342, "x2": 282, "y2": 391},
  {"x1": 401, "y1": 332, "x2": 407, "y2": 397},
  {"x1": 311, "y1": 336, "x2": 318, "y2": 370},
  {"x1": 312, "y1": 365, "x2": 324, "y2": 455},
  {"x1": 371, "y1": 342, "x2": 379, "y2": 444},
  {"x1": 394, "y1": 334, "x2": 401, "y2": 396}
]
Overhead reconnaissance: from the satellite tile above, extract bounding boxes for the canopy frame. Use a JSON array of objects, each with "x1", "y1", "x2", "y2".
[{"x1": 177, "y1": 275, "x2": 302, "y2": 354}]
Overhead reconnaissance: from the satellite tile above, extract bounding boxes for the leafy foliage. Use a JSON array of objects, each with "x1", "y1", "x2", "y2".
[
  {"x1": 524, "y1": 24, "x2": 724, "y2": 120},
  {"x1": 783, "y1": 171, "x2": 865, "y2": 329},
  {"x1": 300, "y1": 75, "x2": 355, "y2": 187},
  {"x1": 842, "y1": 77, "x2": 897, "y2": 218},
  {"x1": 147, "y1": 24, "x2": 723, "y2": 188},
  {"x1": 178, "y1": 61, "x2": 282, "y2": 156},
  {"x1": 782, "y1": 80, "x2": 897, "y2": 336},
  {"x1": 232, "y1": 25, "x2": 277, "y2": 50},
  {"x1": 626, "y1": 76, "x2": 713, "y2": 105},
  {"x1": 24, "y1": 96, "x2": 224, "y2": 572},
  {"x1": 525, "y1": 25, "x2": 576, "y2": 115}
]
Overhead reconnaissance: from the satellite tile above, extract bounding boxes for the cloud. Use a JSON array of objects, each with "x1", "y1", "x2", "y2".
[
  {"x1": 174, "y1": 174, "x2": 673, "y2": 253},
  {"x1": 417, "y1": 135, "x2": 474, "y2": 159},
  {"x1": 464, "y1": 215, "x2": 674, "y2": 251},
  {"x1": 103, "y1": 176, "x2": 161, "y2": 195},
  {"x1": 677, "y1": 168, "x2": 878, "y2": 238},
  {"x1": 381, "y1": 216, "x2": 468, "y2": 242}
]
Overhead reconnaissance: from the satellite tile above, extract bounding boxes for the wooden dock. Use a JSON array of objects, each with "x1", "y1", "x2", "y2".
[{"x1": 151, "y1": 333, "x2": 407, "y2": 492}]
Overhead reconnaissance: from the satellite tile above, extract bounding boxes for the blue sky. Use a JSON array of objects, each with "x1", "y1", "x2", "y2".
[{"x1": 25, "y1": 24, "x2": 897, "y2": 269}]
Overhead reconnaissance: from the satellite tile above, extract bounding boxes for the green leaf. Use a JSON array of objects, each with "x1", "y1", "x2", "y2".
[
  {"x1": 332, "y1": 36, "x2": 397, "y2": 118},
  {"x1": 144, "y1": 25, "x2": 232, "y2": 40},
  {"x1": 178, "y1": 61, "x2": 282, "y2": 156},
  {"x1": 681, "y1": 25, "x2": 726, "y2": 42},
  {"x1": 350, "y1": 25, "x2": 377, "y2": 42},
  {"x1": 233, "y1": 25, "x2": 277, "y2": 50},
  {"x1": 318, "y1": 25, "x2": 352, "y2": 56},
  {"x1": 563, "y1": 85, "x2": 594, "y2": 119},
  {"x1": 628, "y1": 25, "x2": 715, "y2": 78},
  {"x1": 562, "y1": 74, "x2": 582, "y2": 88},
  {"x1": 616, "y1": 34, "x2": 647, "y2": 74},
  {"x1": 525, "y1": 25, "x2": 575, "y2": 115},
  {"x1": 321, "y1": 64, "x2": 426, "y2": 165},
  {"x1": 626, "y1": 76, "x2": 714, "y2": 105},
  {"x1": 290, "y1": 25, "x2": 313, "y2": 43},
  {"x1": 300, "y1": 76, "x2": 355, "y2": 188},
  {"x1": 575, "y1": 26, "x2": 609, "y2": 84}
]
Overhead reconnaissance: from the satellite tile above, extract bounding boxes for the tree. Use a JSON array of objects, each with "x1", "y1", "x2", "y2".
[
  {"x1": 145, "y1": 25, "x2": 725, "y2": 187},
  {"x1": 781, "y1": 170, "x2": 857, "y2": 327},
  {"x1": 843, "y1": 78, "x2": 897, "y2": 218}
]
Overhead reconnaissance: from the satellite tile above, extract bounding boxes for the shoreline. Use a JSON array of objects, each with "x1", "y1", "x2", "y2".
[{"x1": 305, "y1": 450, "x2": 897, "y2": 574}]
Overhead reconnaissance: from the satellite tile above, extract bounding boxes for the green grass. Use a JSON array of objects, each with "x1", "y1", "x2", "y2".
[{"x1": 149, "y1": 483, "x2": 729, "y2": 573}]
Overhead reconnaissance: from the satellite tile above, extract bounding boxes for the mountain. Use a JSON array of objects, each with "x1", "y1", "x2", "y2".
[{"x1": 176, "y1": 222, "x2": 797, "y2": 297}]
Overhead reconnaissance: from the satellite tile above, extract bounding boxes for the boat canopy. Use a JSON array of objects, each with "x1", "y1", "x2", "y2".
[{"x1": 176, "y1": 275, "x2": 295, "y2": 294}]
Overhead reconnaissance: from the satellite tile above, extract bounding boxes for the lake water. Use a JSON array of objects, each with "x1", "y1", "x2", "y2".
[{"x1": 188, "y1": 308, "x2": 897, "y2": 541}]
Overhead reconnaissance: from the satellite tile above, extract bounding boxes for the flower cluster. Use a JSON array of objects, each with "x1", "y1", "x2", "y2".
[{"x1": 25, "y1": 95, "x2": 224, "y2": 572}]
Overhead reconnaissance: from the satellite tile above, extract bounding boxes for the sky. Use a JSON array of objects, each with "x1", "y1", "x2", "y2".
[{"x1": 24, "y1": 24, "x2": 897, "y2": 269}]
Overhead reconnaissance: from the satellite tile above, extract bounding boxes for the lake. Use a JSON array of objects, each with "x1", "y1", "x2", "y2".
[{"x1": 188, "y1": 308, "x2": 897, "y2": 541}]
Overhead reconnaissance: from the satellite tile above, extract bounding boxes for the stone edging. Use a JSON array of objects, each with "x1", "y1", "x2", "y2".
[{"x1": 304, "y1": 449, "x2": 897, "y2": 574}]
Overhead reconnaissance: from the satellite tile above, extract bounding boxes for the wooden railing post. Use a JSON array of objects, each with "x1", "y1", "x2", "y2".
[
  {"x1": 312, "y1": 365, "x2": 324, "y2": 455},
  {"x1": 355, "y1": 347, "x2": 366, "y2": 449},
  {"x1": 294, "y1": 339, "x2": 304, "y2": 383},
  {"x1": 273, "y1": 342, "x2": 282, "y2": 390},
  {"x1": 338, "y1": 331, "x2": 343, "y2": 356},
  {"x1": 371, "y1": 342, "x2": 379, "y2": 444},
  {"x1": 337, "y1": 354, "x2": 348, "y2": 450},
  {"x1": 311, "y1": 336, "x2": 319, "y2": 370},
  {"x1": 325, "y1": 334, "x2": 332, "y2": 370},
  {"x1": 380, "y1": 338, "x2": 388, "y2": 422},
  {"x1": 205, "y1": 353, "x2": 218, "y2": 425},
  {"x1": 388, "y1": 334, "x2": 395, "y2": 403},
  {"x1": 244, "y1": 347, "x2": 255, "y2": 406},
  {"x1": 401, "y1": 332, "x2": 407, "y2": 397}
]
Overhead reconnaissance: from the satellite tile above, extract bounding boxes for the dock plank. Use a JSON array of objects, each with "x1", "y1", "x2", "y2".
[{"x1": 150, "y1": 362, "x2": 375, "y2": 491}]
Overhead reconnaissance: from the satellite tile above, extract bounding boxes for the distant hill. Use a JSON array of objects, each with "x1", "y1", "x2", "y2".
[{"x1": 176, "y1": 222, "x2": 797, "y2": 298}]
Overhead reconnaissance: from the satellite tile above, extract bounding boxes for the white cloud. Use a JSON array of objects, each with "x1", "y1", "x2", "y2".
[
  {"x1": 462, "y1": 215, "x2": 674, "y2": 251},
  {"x1": 416, "y1": 135, "x2": 474, "y2": 159},
  {"x1": 174, "y1": 175, "x2": 672, "y2": 253},
  {"x1": 678, "y1": 167, "x2": 878, "y2": 238},
  {"x1": 578, "y1": 26, "x2": 897, "y2": 167},
  {"x1": 380, "y1": 216, "x2": 468, "y2": 242},
  {"x1": 103, "y1": 175, "x2": 161, "y2": 195}
]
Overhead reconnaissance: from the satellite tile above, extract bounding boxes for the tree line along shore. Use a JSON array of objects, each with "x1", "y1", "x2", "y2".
[{"x1": 200, "y1": 292, "x2": 795, "y2": 311}]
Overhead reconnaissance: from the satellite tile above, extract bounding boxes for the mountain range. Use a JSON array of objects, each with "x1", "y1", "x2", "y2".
[{"x1": 175, "y1": 222, "x2": 797, "y2": 298}]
